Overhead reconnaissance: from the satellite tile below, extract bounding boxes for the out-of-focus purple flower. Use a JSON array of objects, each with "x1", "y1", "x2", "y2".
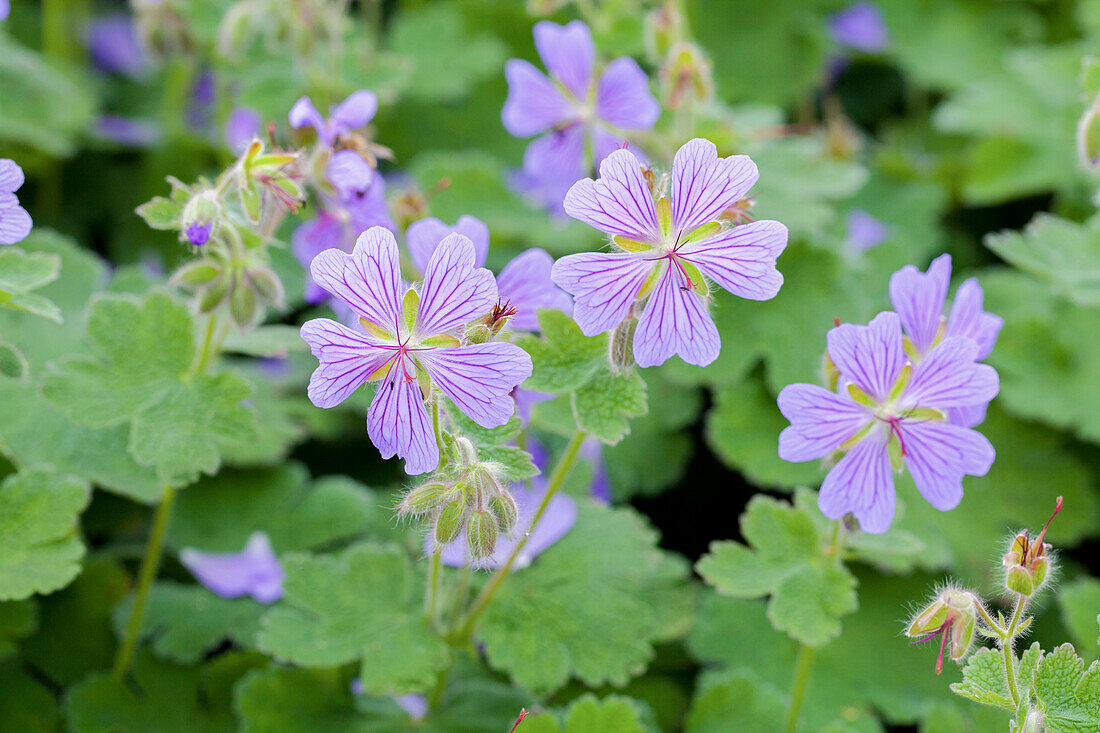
[
  {"x1": 300, "y1": 228, "x2": 532, "y2": 474},
  {"x1": 503, "y1": 20, "x2": 660, "y2": 211},
  {"x1": 226, "y1": 107, "x2": 262, "y2": 154},
  {"x1": 844, "y1": 208, "x2": 889, "y2": 253},
  {"x1": 513, "y1": 387, "x2": 554, "y2": 425},
  {"x1": 325, "y1": 150, "x2": 374, "y2": 197},
  {"x1": 581, "y1": 437, "x2": 611, "y2": 503},
  {"x1": 828, "y1": 2, "x2": 889, "y2": 53},
  {"x1": 778, "y1": 311, "x2": 998, "y2": 534},
  {"x1": 187, "y1": 69, "x2": 216, "y2": 133},
  {"x1": 393, "y1": 694, "x2": 428, "y2": 721},
  {"x1": 404, "y1": 215, "x2": 571, "y2": 332},
  {"x1": 86, "y1": 15, "x2": 147, "y2": 78},
  {"x1": 92, "y1": 115, "x2": 161, "y2": 147},
  {"x1": 553, "y1": 138, "x2": 787, "y2": 368},
  {"x1": 186, "y1": 222, "x2": 212, "y2": 247},
  {"x1": 0, "y1": 159, "x2": 31, "y2": 246},
  {"x1": 179, "y1": 532, "x2": 284, "y2": 603},
  {"x1": 289, "y1": 90, "x2": 377, "y2": 147},
  {"x1": 0, "y1": 0, "x2": 9, "y2": 22}
]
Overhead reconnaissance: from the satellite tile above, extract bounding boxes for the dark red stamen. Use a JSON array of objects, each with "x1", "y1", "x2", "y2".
[
  {"x1": 1034, "y1": 495, "x2": 1064, "y2": 550},
  {"x1": 508, "y1": 709, "x2": 529, "y2": 733}
]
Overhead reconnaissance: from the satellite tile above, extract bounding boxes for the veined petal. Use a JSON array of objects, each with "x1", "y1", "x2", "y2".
[
  {"x1": 0, "y1": 195, "x2": 32, "y2": 245},
  {"x1": 678, "y1": 220, "x2": 787, "y2": 301},
  {"x1": 551, "y1": 252, "x2": 651, "y2": 336},
  {"x1": 819, "y1": 427, "x2": 896, "y2": 534},
  {"x1": 368, "y1": 365, "x2": 438, "y2": 475},
  {"x1": 502, "y1": 59, "x2": 574, "y2": 137},
  {"x1": 301, "y1": 318, "x2": 393, "y2": 408},
  {"x1": 311, "y1": 226, "x2": 404, "y2": 331},
  {"x1": 777, "y1": 383, "x2": 871, "y2": 461},
  {"x1": 564, "y1": 147, "x2": 660, "y2": 240},
  {"x1": 522, "y1": 126, "x2": 586, "y2": 196},
  {"x1": 533, "y1": 20, "x2": 594, "y2": 99},
  {"x1": 633, "y1": 262, "x2": 720, "y2": 367},
  {"x1": 946, "y1": 278, "x2": 1002, "y2": 361},
  {"x1": 595, "y1": 57, "x2": 660, "y2": 130},
  {"x1": 496, "y1": 248, "x2": 573, "y2": 331},
  {"x1": 419, "y1": 342, "x2": 532, "y2": 428},
  {"x1": 288, "y1": 96, "x2": 328, "y2": 143},
  {"x1": 896, "y1": 420, "x2": 994, "y2": 512},
  {"x1": 905, "y1": 337, "x2": 999, "y2": 408},
  {"x1": 888, "y1": 253, "x2": 951, "y2": 355},
  {"x1": 331, "y1": 90, "x2": 378, "y2": 132},
  {"x1": 416, "y1": 233, "x2": 497, "y2": 336},
  {"x1": 670, "y1": 139, "x2": 758, "y2": 234},
  {"x1": 948, "y1": 403, "x2": 988, "y2": 428},
  {"x1": 0, "y1": 159, "x2": 25, "y2": 193},
  {"x1": 826, "y1": 311, "x2": 906, "y2": 401},
  {"x1": 405, "y1": 215, "x2": 489, "y2": 275}
]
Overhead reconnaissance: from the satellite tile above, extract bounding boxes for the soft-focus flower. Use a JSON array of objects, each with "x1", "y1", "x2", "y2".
[
  {"x1": 0, "y1": 0, "x2": 9, "y2": 22},
  {"x1": 86, "y1": 15, "x2": 148, "y2": 78},
  {"x1": 553, "y1": 138, "x2": 788, "y2": 367},
  {"x1": 92, "y1": 115, "x2": 160, "y2": 147},
  {"x1": 289, "y1": 90, "x2": 377, "y2": 147},
  {"x1": 0, "y1": 159, "x2": 32, "y2": 246},
  {"x1": 844, "y1": 208, "x2": 889, "y2": 253},
  {"x1": 503, "y1": 20, "x2": 660, "y2": 210},
  {"x1": 226, "y1": 107, "x2": 262, "y2": 154},
  {"x1": 186, "y1": 222, "x2": 212, "y2": 247},
  {"x1": 778, "y1": 311, "x2": 998, "y2": 533},
  {"x1": 406, "y1": 215, "x2": 571, "y2": 331},
  {"x1": 187, "y1": 68, "x2": 216, "y2": 133},
  {"x1": 325, "y1": 150, "x2": 374, "y2": 197},
  {"x1": 300, "y1": 228, "x2": 533, "y2": 474},
  {"x1": 179, "y1": 532, "x2": 284, "y2": 603},
  {"x1": 828, "y1": 2, "x2": 889, "y2": 53}
]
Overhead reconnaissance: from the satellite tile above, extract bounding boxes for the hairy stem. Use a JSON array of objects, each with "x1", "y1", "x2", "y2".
[
  {"x1": 785, "y1": 643, "x2": 816, "y2": 733},
  {"x1": 193, "y1": 312, "x2": 218, "y2": 376},
  {"x1": 424, "y1": 548, "x2": 442, "y2": 623},
  {"x1": 1002, "y1": 595, "x2": 1028, "y2": 707},
  {"x1": 113, "y1": 485, "x2": 177, "y2": 679}
]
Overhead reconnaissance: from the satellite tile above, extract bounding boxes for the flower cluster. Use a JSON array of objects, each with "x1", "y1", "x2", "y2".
[
  {"x1": 0, "y1": 159, "x2": 31, "y2": 246},
  {"x1": 778, "y1": 256, "x2": 1003, "y2": 533}
]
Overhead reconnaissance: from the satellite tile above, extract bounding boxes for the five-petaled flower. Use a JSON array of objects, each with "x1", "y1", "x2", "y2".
[
  {"x1": 301, "y1": 227, "x2": 533, "y2": 475},
  {"x1": 552, "y1": 138, "x2": 788, "y2": 367},
  {"x1": 0, "y1": 159, "x2": 32, "y2": 246},
  {"x1": 503, "y1": 20, "x2": 660, "y2": 211},
  {"x1": 289, "y1": 90, "x2": 378, "y2": 147},
  {"x1": 778, "y1": 311, "x2": 999, "y2": 533}
]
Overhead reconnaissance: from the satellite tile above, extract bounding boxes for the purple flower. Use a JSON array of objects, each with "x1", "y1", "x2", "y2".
[
  {"x1": 92, "y1": 115, "x2": 160, "y2": 147},
  {"x1": 503, "y1": 20, "x2": 660, "y2": 210},
  {"x1": 0, "y1": 0, "x2": 9, "y2": 22},
  {"x1": 86, "y1": 15, "x2": 147, "y2": 78},
  {"x1": 325, "y1": 150, "x2": 374, "y2": 197},
  {"x1": 553, "y1": 138, "x2": 788, "y2": 367},
  {"x1": 405, "y1": 215, "x2": 572, "y2": 332},
  {"x1": 289, "y1": 90, "x2": 377, "y2": 147},
  {"x1": 300, "y1": 227, "x2": 533, "y2": 475},
  {"x1": 845, "y1": 208, "x2": 889, "y2": 253},
  {"x1": 778, "y1": 311, "x2": 998, "y2": 534},
  {"x1": 179, "y1": 532, "x2": 284, "y2": 603},
  {"x1": 393, "y1": 694, "x2": 428, "y2": 721},
  {"x1": 186, "y1": 222, "x2": 212, "y2": 247},
  {"x1": 226, "y1": 107, "x2": 262, "y2": 154},
  {"x1": 828, "y1": 2, "x2": 889, "y2": 53},
  {"x1": 0, "y1": 159, "x2": 31, "y2": 246},
  {"x1": 187, "y1": 69, "x2": 216, "y2": 133}
]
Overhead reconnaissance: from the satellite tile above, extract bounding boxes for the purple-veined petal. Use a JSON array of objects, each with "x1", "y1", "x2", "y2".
[
  {"x1": 905, "y1": 337, "x2": 998, "y2": 408},
  {"x1": 179, "y1": 532, "x2": 284, "y2": 603},
  {"x1": 301, "y1": 318, "x2": 393, "y2": 408},
  {"x1": 564, "y1": 147, "x2": 660, "y2": 240},
  {"x1": 670, "y1": 139, "x2": 758, "y2": 234},
  {"x1": 0, "y1": 159, "x2": 25, "y2": 193},
  {"x1": 551, "y1": 252, "x2": 651, "y2": 336},
  {"x1": 0, "y1": 194, "x2": 32, "y2": 245},
  {"x1": 331, "y1": 90, "x2": 378, "y2": 132},
  {"x1": 596, "y1": 57, "x2": 660, "y2": 130},
  {"x1": 288, "y1": 96, "x2": 329, "y2": 143},
  {"x1": 826, "y1": 311, "x2": 906, "y2": 401},
  {"x1": 415, "y1": 233, "x2": 497, "y2": 337},
  {"x1": 777, "y1": 383, "x2": 871, "y2": 461},
  {"x1": 405, "y1": 215, "x2": 489, "y2": 275},
  {"x1": 368, "y1": 362, "x2": 438, "y2": 475},
  {"x1": 888, "y1": 253, "x2": 951, "y2": 355},
  {"x1": 948, "y1": 403, "x2": 988, "y2": 428},
  {"x1": 678, "y1": 220, "x2": 787, "y2": 301},
  {"x1": 946, "y1": 278, "x2": 1002, "y2": 361},
  {"x1": 502, "y1": 59, "x2": 575, "y2": 137},
  {"x1": 828, "y1": 2, "x2": 889, "y2": 52},
  {"x1": 633, "y1": 262, "x2": 720, "y2": 367},
  {"x1": 326, "y1": 150, "x2": 373, "y2": 197},
  {"x1": 533, "y1": 20, "x2": 594, "y2": 99},
  {"x1": 896, "y1": 420, "x2": 994, "y2": 512},
  {"x1": 496, "y1": 248, "x2": 573, "y2": 331},
  {"x1": 310, "y1": 226, "x2": 404, "y2": 331},
  {"x1": 225, "y1": 107, "x2": 261, "y2": 154},
  {"x1": 819, "y1": 427, "x2": 896, "y2": 534},
  {"x1": 419, "y1": 342, "x2": 532, "y2": 428},
  {"x1": 591, "y1": 126, "x2": 628, "y2": 168}
]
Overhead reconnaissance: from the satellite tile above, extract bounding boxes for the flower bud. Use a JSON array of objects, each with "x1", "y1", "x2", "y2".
[
  {"x1": 180, "y1": 191, "x2": 220, "y2": 247},
  {"x1": 247, "y1": 264, "x2": 284, "y2": 306},
  {"x1": 1002, "y1": 496, "x2": 1062, "y2": 598},
  {"x1": 229, "y1": 277, "x2": 258, "y2": 329},
  {"x1": 660, "y1": 42, "x2": 713, "y2": 110},
  {"x1": 171, "y1": 260, "x2": 222, "y2": 287},
  {"x1": 398, "y1": 482, "x2": 454, "y2": 516},
  {"x1": 198, "y1": 274, "x2": 230, "y2": 313},
  {"x1": 1078, "y1": 93, "x2": 1100, "y2": 167},
  {"x1": 464, "y1": 323, "x2": 493, "y2": 344},
  {"x1": 609, "y1": 318, "x2": 637, "y2": 374},
  {"x1": 488, "y1": 493, "x2": 519, "y2": 536},
  {"x1": 644, "y1": 1, "x2": 684, "y2": 62},
  {"x1": 433, "y1": 497, "x2": 467, "y2": 547},
  {"x1": 466, "y1": 509, "x2": 499, "y2": 561},
  {"x1": 906, "y1": 586, "x2": 981, "y2": 674}
]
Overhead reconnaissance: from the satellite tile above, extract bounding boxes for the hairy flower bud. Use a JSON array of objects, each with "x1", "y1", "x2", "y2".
[
  {"x1": 609, "y1": 318, "x2": 637, "y2": 374},
  {"x1": 180, "y1": 191, "x2": 220, "y2": 247},
  {"x1": 488, "y1": 493, "x2": 519, "y2": 536},
  {"x1": 247, "y1": 263, "x2": 285, "y2": 306},
  {"x1": 466, "y1": 509, "x2": 498, "y2": 560},
  {"x1": 171, "y1": 260, "x2": 222, "y2": 287},
  {"x1": 398, "y1": 481, "x2": 453, "y2": 516},
  {"x1": 433, "y1": 497, "x2": 467, "y2": 547},
  {"x1": 644, "y1": 1, "x2": 684, "y2": 62},
  {"x1": 1002, "y1": 496, "x2": 1062, "y2": 598},
  {"x1": 907, "y1": 586, "x2": 981, "y2": 674},
  {"x1": 198, "y1": 274, "x2": 230, "y2": 313},
  {"x1": 1078, "y1": 92, "x2": 1100, "y2": 167},
  {"x1": 229, "y1": 276, "x2": 259, "y2": 329}
]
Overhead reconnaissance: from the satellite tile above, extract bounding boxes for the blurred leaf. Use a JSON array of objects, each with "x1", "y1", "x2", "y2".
[
  {"x1": 986, "y1": 214, "x2": 1100, "y2": 308},
  {"x1": 1059, "y1": 578, "x2": 1100, "y2": 660},
  {"x1": 684, "y1": 671, "x2": 787, "y2": 733},
  {"x1": 222, "y1": 325, "x2": 309, "y2": 357},
  {"x1": 0, "y1": 340, "x2": 28, "y2": 380},
  {"x1": 0, "y1": 661, "x2": 59, "y2": 733},
  {"x1": 135, "y1": 197, "x2": 183, "y2": 231},
  {"x1": 0, "y1": 599, "x2": 36, "y2": 660},
  {"x1": 523, "y1": 694, "x2": 648, "y2": 733},
  {"x1": 0, "y1": 247, "x2": 62, "y2": 322}
]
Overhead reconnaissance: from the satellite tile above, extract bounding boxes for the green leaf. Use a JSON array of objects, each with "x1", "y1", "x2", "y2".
[
  {"x1": 571, "y1": 370, "x2": 648, "y2": 445},
  {"x1": 0, "y1": 248, "x2": 62, "y2": 322},
  {"x1": 0, "y1": 340, "x2": 27, "y2": 380},
  {"x1": 0, "y1": 661, "x2": 59, "y2": 733},
  {"x1": 1060, "y1": 578, "x2": 1100, "y2": 659},
  {"x1": 523, "y1": 694, "x2": 648, "y2": 733},
  {"x1": 917, "y1": 701, "x2": 1012, "y2": 733},
  {"x1": 518, "y1": 309, "x2": 608, "y2": 394},
  {"x1": 987, "y1": 214, "x2": 1100, "y2": 308},
  {"x1": 479, "y1": 501, "x2": 693, "y2": 695},
  {"x1": 222, "y1": 325, "x2": 309, "y2": 357},
  {"x1": 696, "y1": 494, "x2": 857, "y2": 646},
  {"x1": 1032, "y1": 644, "x2": 1100, "y2": 732},
  {"x1": 0, "y1": 599, "x2": 37, "y2": 660},
  {"x1": 684, "y1": 671, "x2": 786, "y2": 733},
  {"x1": 442, "y1": 409, "x2": 537, "y2": 481},
  {"x1": 257, "y1": 543, "x2": 449, "y2": 696},
  {"x1": 950, "y1": 648, "x2": 1015, "y2": 710},
  {"x1": 135, "y1": 197, "x2": 183, "y2": 231},
  {"x1": 0, "y1": 469, "x2": 88, "y2": 601}
]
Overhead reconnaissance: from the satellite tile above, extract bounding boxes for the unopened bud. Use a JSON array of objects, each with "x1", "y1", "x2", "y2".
[
  {"x1": 1079, "y1": 92, "x2": 1100, "y2": 167},
  {"x1": 171, "y1": 260, "x2": 222, "y2": 287},
  {"x1": 180, "y1": 191, "x2": 220, "y2": 247},
  {"x1": 644, "y1": 1, "x2": 683, "y2": 62},
  {"x1": 454, "y1": 437, "x2": 479, "y2": 466},
  {"x1": 399, "y1": 482, "x2": 453, "y2": 516},
  {"x1": 466, "y1": 509, "x2": 499, "y2": 560},
  {"x1": 247, "y1": 264, "x2": 285, "y2": 306},
  {"x1": 609, "y1": 318, "x2": 637, "y2": 374},
  {"x1": 1002, "y1": 496, "x2": 1062, "y2": 598},
  {"x1": 488, "y1": 493, "x2": 519, "y2": 536},
  {"x1": 906, "y1": 586, "x2": 980, "y2": 674},
  {"x1": 198, "y1": 274, "x2": 229, "y2": 313},
  {"x1": 464, "y1": 323, "x2": 493, "y2": 344},
  {"x1": 661, "y1": 42, "x2": 713, "y2": 110},
  {"x1": 433, "y1": 498, "x2": 467, "y2": 547},
  {"x1": 229, "y1": 277, "x2": 258, "y2": 328}
]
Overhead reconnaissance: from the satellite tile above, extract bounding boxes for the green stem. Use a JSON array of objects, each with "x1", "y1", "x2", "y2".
[
  {"x1": 1002, "y1": 595, "x2": 1028, "y2": 707},
  {"x1": 449, "y1": 430, "x2": 588, "y2": 643},
  {"x1": 785, "y1": 643, "x2": 816, "y2": 733},
  {"x1": 426, "y1": 656, "x2": 452, "y2": 709},
  {"x1": 424, "y1": 549, "x2": 442, "y2": 623},
  {"x1": 976, "y1": 602, "x2": 1006, "y2": 637},
  {"x1": 432, "y1": 398, "x2": 445, "y2": 456},
  {"x1": 193, "y1": 312, "x2": 218, "y2": 376},
  {"x1": 113, "y1": 485, "x2": 178, "y2": 679}
]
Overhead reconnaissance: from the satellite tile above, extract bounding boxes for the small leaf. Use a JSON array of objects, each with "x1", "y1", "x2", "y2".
[
  {"x1": 1032, "y1": 643, "x2": 1100, "y2": 732},
  {"x1": 0, "y1": 600, "x2": 37, "y2": 660},
  {"x1": 136, "y1": 196, "x2": 183, "y2": 230},
  {"x1": 571, "y1": 370, "x2": 648, "y2": 445},
  {"x1": 0, "y1": 248, "x2": 62, "y2": 322},
  {"x1": 949, "y1": 648, "x2": 1014, "y2": 710},
  {"x1": 684, "y1": 671, "x2": 786, "y2": 733},
  {"x1": 518, "y1": 309, "x2": 608, "y2": 394},
  {"x1": 523, "y1": 694, "x2": 648, "y2": 733}
]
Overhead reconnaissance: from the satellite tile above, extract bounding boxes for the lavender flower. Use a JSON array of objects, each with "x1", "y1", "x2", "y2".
[
  {"x1": 226, "y1": 107, "x2": 262, "y2": 154},
  {"x1": 393, "y1": 694, "x2": 428, "y2": 720},
  {"x1": 300, "y1": 227, "x2": 533, "y2": 474},
  {"x1": 86, "y1": 15, "x2": 147, "y2": 78},
  {"x1": 186, "y1": 222, "x2": 212, "y2": 247},
  {"x1": 845, "y1": 208, "x2": 889, "y2": 254},
  {"x1": 92, "y1": 115, "x2": 160, "y2": 147},
  {"x1": 405, "y1": 215, "x2": 572, "y2": 332},
  {"x1": 289, "y1": 90, "x2": 378, "y2": 147},
  {"x1": 503, "y1": 20, "x2": 660, "y2": 210},
  {"x1": 778, "y1": 311, "x2": 998, "y2": 533},
  {"x1": 553, "y1": 138, "x2": 788, "y2": 367},
  {"x1": 187, "y1": 69, "x2": 216, "y2": 133},
  {"x1": 828, "y1": 2, "x2": 889, "y2": 53},
  {"x1": 0, "y1": 159, "x2": 32, "y2": 246},
  {"x1": 179, "y1": 532, "x2": 284, "y2": 603},
  {"x1": 0, "y1": 0, "x2": 8, "y2": 22}
]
